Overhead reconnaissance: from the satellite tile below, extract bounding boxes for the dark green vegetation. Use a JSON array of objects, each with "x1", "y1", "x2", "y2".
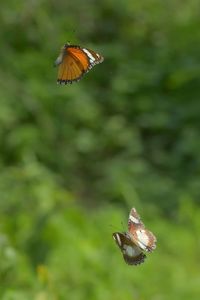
[{"x1": 1, "y1": 1, "x2": 200, "y2": 299}]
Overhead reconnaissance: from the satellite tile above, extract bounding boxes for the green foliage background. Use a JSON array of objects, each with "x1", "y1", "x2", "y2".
[{"x1": 1, "y1": 0, "x2": 200, "y2": 299}]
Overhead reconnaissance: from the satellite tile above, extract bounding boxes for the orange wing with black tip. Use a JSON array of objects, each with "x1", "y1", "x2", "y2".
[{"x1": 54, "y1": 44, "x2": 104, "y2": 84}]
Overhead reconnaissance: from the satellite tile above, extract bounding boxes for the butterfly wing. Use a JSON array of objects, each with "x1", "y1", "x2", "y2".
[
  {"x1": 82, "y1": 47, "x2": 104, "y2": 68},
  {"x1": 128, "y1": 208, "x2": 157, "y2": 252},
  {"x1": 128, "y1": 207, "x2": 145, "y2": 231},
  {"x1": 55, "y1": 44, "x2": 104, "y2": 84},
  {"x1": 113, "y1": 232, "x2": 146, "y2": 265}
]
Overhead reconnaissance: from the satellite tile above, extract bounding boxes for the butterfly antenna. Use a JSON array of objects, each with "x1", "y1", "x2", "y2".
[
  {"x1": 109, "y1": 224, "x2": 122, "y2": 232},
  {"x1": 121, "y1": 220, "x2": 126, "y2": 232}
]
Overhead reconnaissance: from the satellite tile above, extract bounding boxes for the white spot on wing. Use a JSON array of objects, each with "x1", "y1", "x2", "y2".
[
  {"x1": 83, "y1": 49, "x2": 96, "y2": 63},
  {"x1": 136, "y1": 230, "x2": 149, "y2": 247},
  {"x1": 123, "y1": 244, "x2": 141, "y2": 257},
  {"x1": 129, "y1": 215, "x2": 140, "y2": 224},
  {"x1": 136, "y1": 240, "x2": 147, "y2": 250},
  {"x1": 115, "y1": 233, "x2": 122, "y2": 246}
]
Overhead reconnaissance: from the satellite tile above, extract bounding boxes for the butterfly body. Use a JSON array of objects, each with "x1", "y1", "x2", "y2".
[
  {"x1": 55, "y1": 44, "x2": 104, "y2": 84},
  {"x1": 113, "y1": 208, "x2": 156, "y2": 266}
]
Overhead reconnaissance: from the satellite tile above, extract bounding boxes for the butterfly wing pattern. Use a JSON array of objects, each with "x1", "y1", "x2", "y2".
[
  {"x1": 113, "y1": 232, "x2": 146, "y2": 265},
  {"x1": 55, "y1": 44, "x2": 104, "y2": 84},
  {"x1": 128, "y1": 208, "x2": 157, "y2": 252},
  {"x1": 113, "y1": 207, "x2": 156, "y2": 266}
]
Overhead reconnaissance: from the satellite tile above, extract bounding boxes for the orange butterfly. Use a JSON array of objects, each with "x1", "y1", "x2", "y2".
[{"x1": 54, "y1": 43, "x2": 104, "y2": 84}]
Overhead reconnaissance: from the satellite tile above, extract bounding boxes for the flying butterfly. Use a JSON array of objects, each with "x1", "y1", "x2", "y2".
[
  {"x1": 113, "y1": 207, "x2": 157, "y2": 265},
  {"x1": 54, "y1": 43, "x2": 104, "y2": 84}
]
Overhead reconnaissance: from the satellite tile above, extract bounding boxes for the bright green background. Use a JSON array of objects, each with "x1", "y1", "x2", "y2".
[{"x1": 1, "y1": 1, "x2": 200, "y2": 299}]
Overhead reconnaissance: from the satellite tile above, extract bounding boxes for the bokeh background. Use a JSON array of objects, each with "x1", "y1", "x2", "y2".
[{"x1": 1, "y1": 1, "x2": 200, "y2": 299}]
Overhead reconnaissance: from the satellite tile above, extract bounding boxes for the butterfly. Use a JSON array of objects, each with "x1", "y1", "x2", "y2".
[
  {"x1": 113, "y1": 207, "x2": 157, "y2": 265},
  {"x1": 54, "y1": 43, "x2": 104, "y2": 84}
]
